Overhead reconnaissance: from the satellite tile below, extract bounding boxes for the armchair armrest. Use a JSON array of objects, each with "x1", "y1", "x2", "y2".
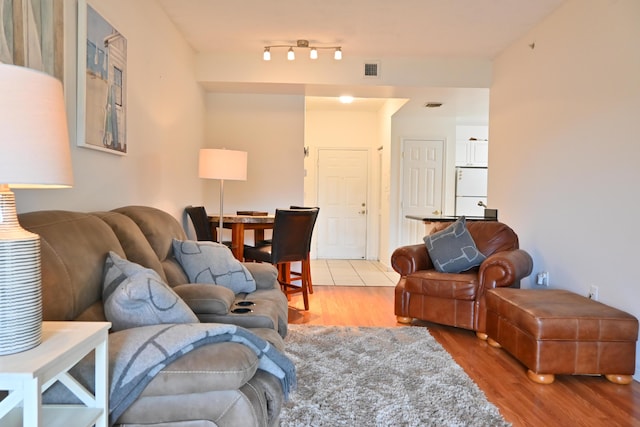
[
  {"x1": 173, "y1": 283, "x2": 235, "y2": 315},
  {"x1": 243, "y1": 262, "x2": 279, "y2": 290},
  {"x1": 391, "y1": 243, "x2": 434, "y2": 276},
  {"x1": 478, "y1": 249, "x2": 533, "y2": 293}
]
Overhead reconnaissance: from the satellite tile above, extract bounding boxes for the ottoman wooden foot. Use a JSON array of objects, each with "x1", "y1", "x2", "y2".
[
  {"x1": 396, "y1": 316, "x2": 413, "y2": 324},
  {"x1": 475, "y1": 331, "x2": 488, "y2": 340},
  {"x1": 487, "y1": 337, "x2": 501, "y2": 348},
  {"x1": 527, "y1": 370, "x2": 555, "y2": 384},
  {"x1": 605, "y1": 374, "x2": 633, "y2": 385}
]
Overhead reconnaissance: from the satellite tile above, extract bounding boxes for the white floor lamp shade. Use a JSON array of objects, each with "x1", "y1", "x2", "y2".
[
  {"x1": 0, "y1": 64, "x2": 73, "y2": 355},
  {"x1": 198, "y1": 149, "x2": 247, "y2": 243}
]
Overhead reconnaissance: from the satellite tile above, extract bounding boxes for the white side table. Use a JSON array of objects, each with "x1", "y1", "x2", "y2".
[{"x1": 0, "y1": 321, "x2": 111, "y2": 427}]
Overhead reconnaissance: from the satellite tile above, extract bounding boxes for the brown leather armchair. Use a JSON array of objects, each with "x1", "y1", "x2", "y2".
[{"x1": 391, "y1": 221, "x2": 533, "y2": 339}]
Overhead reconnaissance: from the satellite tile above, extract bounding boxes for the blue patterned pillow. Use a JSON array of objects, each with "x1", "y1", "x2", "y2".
[
  {"x1": 423, "y1": 217, "x2": 486, "y2": 273},
  {"x1": 172, "y1": 239, "x2": 257, "y2": 294},
  {"x1": 102, "y1": 251, "x2": 199, "y2": 331}
]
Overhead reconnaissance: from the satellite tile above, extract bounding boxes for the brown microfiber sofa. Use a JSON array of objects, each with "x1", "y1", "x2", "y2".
[
  {"x1": 18, "y1": 206, "x2": 290, "y2": 427},
  {"x1": 391, "y1": 220, "x2": 533, "y2": 339}
]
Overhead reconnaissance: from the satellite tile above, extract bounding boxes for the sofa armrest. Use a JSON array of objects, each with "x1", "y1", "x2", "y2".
[
  {"x1": 478, "y1": 249, "x2": 533, "y2": 293},
  {"x1": 243, "y1": 262, "x2": 278, "y2": 290},
  {"x1": 173, "y1": 283, "x2": 235, "y2": 315},
  {"x1": 391, "y1": 243, "x2": 433, "y2": 276}
]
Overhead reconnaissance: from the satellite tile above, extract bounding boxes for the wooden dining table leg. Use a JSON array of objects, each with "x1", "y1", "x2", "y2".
[
  {"x1": 254, "y1": 229, "x2": 265, "y2": 245},
  {"x1": 230, "y1": 223, "x2": 245, "y2": 260}
]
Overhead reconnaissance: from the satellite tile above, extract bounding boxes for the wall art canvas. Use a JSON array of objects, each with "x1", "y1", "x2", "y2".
[
  {"x1": 77, "y1": 0, "x2": 127, "y2": 155},
  {"x1": 0, "y1": 0, "x2": 64, "y2": 81}
]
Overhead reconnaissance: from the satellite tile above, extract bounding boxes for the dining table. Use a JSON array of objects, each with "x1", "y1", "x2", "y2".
[{"x1": 208, "y1": 214, "x2": 275, "y2": 261}]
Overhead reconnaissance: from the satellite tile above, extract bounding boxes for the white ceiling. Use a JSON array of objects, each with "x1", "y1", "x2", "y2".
[
  {"x1": 157, "y1": 0, "x2": 564, "y2": 58},
  {"x1": 156, "y1": 0, "x2": 566, "y2": 118}
]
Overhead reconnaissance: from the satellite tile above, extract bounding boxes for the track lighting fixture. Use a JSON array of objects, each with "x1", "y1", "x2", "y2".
[{"x1": 263, "y1": 39, "x2": 342, "y2": 61}]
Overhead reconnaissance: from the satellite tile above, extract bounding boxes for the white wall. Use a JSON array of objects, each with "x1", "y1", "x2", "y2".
[
  {"x1": 196, "y1": 54, "x2": 492, "y2": 92},
  {"x1": 490, "y1": 0, "x2": 640, "y2": 381},
  {"x1": 385, "y1": 115, "x2": 458, "y2": 267},
  {"x1": 203, "y1": 93, "x2": 305, "y2": 217},
  {"x1": 304, "y1": 108, "x2": 382, "y2": 258},
  {"x1": 15, "y1": 0, "x2": 205, "y2": 222},
  {"x1": 377, "y1": 100, "x2": 408, "y2": 269}
]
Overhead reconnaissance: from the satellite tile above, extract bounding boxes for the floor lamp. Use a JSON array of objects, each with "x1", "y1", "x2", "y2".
[
  {"x1": 198, "y1": 149, "x2": 247, "y2": 243},
  {"x1": 0, "y1": 64, "x2": 73, "y2": 355}
]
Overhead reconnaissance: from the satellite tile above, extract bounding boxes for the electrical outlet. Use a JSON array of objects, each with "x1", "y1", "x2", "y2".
[
  {"x1": 536, "y1": 272, "x2": 549, "y2": 287},
  {"x1": 588, "y1": 285, "x2": 599, "y2": 301}
]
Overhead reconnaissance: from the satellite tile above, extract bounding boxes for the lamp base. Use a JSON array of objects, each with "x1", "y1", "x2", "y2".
[{"x1": 0, "y1": 187, "x2": 42, "y2": 355}]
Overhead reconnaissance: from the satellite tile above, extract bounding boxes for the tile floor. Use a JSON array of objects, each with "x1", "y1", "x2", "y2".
[{"x1": 309, "y1": 259, "x2": 400, "y2": 287}]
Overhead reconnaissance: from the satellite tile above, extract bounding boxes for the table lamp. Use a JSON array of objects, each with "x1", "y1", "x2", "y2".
[
  {"x1": 0, "y1": 64, "x2": 73, "y2": 355},
  {"x1": 198, "y1": 149, "x2": 247, "y2": 243}
]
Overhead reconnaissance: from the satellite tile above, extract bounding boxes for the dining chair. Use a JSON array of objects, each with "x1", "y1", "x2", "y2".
[
  {"x1": 185, "y1": 206, "x2": 214, "y2": 240},
  {"x1": 251, "y1": 206, "x2": 319, "y2": 293},
  {"x1": 288, "y1": 206, "x2": 319, "y2": 294},
  {"x1": 185, "y1": 205, "x2": 231, "y2": 247},
  {"x1": 243, "y1": 208, "x2": 317, "y2": 310}
]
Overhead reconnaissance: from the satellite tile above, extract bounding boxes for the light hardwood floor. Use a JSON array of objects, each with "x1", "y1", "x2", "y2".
[{"x1": 287, "y1": 285, "x2": 640, "y2": 427}]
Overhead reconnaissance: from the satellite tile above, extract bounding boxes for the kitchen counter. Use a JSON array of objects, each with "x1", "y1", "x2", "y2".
[{"x1": 406, "y1": 214, "x2": 497, "y2": 222}]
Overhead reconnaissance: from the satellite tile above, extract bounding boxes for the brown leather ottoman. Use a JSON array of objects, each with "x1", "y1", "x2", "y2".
[{"x1": 485, "y1": 288, "x2": 638, "y2": 384}]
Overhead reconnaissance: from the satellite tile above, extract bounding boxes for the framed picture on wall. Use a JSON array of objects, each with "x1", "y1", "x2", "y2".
[
  {"x1": 77, "y1": 0, "x2": 127, "y2": 155},
  {"x1": 0, "y1": 0, "x2": 64, "y2": 81}
]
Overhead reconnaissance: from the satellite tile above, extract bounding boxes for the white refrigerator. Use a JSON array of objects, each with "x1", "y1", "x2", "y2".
[{"x1": 455, "y1": 167, "x2": 488, "y2": 217}]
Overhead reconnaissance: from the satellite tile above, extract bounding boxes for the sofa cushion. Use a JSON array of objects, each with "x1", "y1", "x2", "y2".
[
  {"x1": 102, "y1": 251, "x2": 199, "y2": 331},
  {"x1": 136, "y1": 341, "x2": 260, "y2": 395},
  {"x1": 18, "y1": 210, "x2": 125, "y2": 321},
  {"x1": 111, "y1": 206, "x2": 192, "y2": 287},
  {"x1": 93, "y1": 211, "x2": 169, "y2": 283},
  {"x1": 172, "y1": 239, "x2": 257, "y2": 293},
  {"x1": 404, "y1": 270, "x2": 478, "y2": 300},
  {"x1": 423, "y1": 216, "x2": 486, "y2": 273}
]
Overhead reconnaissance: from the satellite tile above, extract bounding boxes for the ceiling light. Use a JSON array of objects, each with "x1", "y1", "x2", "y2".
[
  {"x1": 263, "y1": 39, "x2": 342, "y2": 61},
  {"x1": 339, "y1": 95, "x2": 354, "y2": 104}
]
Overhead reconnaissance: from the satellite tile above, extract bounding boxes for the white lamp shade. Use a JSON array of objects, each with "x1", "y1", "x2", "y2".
[
  {"x1": 199, "y1": 149, "x2": 247, "y2": 181},
  {"x1": 0, "y1": 64, "x2": 73, "y2": 188}
]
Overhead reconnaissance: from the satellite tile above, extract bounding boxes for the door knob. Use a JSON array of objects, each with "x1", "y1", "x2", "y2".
[{"x1": 432, "y1": 210, "x2": 441, "y2": 215}]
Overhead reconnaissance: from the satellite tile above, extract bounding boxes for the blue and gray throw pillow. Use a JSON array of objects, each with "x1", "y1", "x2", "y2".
[
  {"x1": 102, "y1": 251, "x2": 199, "y2": 331},
  {"x1": 172, "y1": 239, "x2": 257, "y2": 294},
  {"x1": 423, "y1": 216, "x2": 486, "y2": 273}
]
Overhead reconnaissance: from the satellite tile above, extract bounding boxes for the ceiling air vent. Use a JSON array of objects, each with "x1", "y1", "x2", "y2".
[{"x1": 363, "y1": 62, "x2": 380, "y2": 78}]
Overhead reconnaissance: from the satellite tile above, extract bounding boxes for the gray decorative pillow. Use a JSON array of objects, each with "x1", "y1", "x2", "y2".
[
  {"x1": 102, "y1": 251, "x2": 199, "y2": 331},
  {"x1": 423, "y1": 217, "x2": 486, "y2": 273},
  {"x1": 172, "y1": 239, "x2": 257, "y2": 294}
]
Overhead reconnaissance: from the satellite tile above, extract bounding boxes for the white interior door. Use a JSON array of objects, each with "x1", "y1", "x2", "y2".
[
  {"x1": 317, "y1": 149, "x2": 368, "y2": 259},
  {"x1": 401, "y1": 139, "x2": 444, "y2": 244}
]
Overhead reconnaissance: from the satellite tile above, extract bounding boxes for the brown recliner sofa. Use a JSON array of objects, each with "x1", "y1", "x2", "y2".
[
  {"x1": 391, "y1": 221, "x2": 533, "y2": 339},
  {"x1": 17, "y1": 206, "x2": 290, "y2": 427}
]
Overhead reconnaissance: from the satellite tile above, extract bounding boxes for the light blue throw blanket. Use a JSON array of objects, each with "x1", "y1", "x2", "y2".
[{"x1": 107, "y1": 323, "x2": 296, "y2": 426}]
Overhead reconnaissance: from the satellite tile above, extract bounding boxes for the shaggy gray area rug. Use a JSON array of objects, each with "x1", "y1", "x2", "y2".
[{"x1": 280, "y1": 325, "x2": 510, "y2": 427}]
